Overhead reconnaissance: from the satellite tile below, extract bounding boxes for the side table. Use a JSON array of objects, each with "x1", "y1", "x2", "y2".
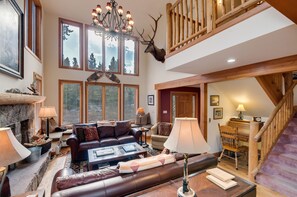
[{"x1": 137, "y1": 127, "x2": 149, "y2": 148}]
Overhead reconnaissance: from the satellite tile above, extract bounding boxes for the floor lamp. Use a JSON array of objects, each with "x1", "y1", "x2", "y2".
[
  {"x1": 164, "y1": 118, "x2": 210, "y2": 197},
  {"x1": 0, "y1": 128, "x2": 31, "y2": 196},
  {"x1": 39, "y1": 106, "x2": 57, "y2": 139}
]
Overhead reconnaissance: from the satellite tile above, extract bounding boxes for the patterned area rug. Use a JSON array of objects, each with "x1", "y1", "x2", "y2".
[{"x1": 64, "y1": 146, "x2": 160, "y2": 173}]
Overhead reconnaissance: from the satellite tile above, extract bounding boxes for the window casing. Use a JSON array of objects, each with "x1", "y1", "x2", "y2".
[
  {"x1": 59, "y1": 18, "x2": 83, "y2": 70},
  {"x1": 123, "y1": 84, "x2": 139, "y2": 120},
  {"x1": 85, "y1": 82, "x2": 121, "y2": 122},
  {"x1": 59, "y1": 80, "x2": 83, "y2": 125}
]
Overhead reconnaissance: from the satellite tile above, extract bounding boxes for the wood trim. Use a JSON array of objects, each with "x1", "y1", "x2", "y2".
[
  {"x1": 200, "y1": 83, "x2": 207, "y2": 140},
  {"x1": 265, "y1": 0, "x2": 297, "y2": 24},
  {"x1": 58, "y1": 18, "x2": 83, "y2": 70},
  {"x1": 157, "y1": 90, "x2": 162, "y2": 122},
  {"x1": 123, "y1": 84, "x2": 139, "y2": 120},
  {"x1": 58, "y1": 80, "x2": 83, "y2": 126},
  {"x1": 155, "y1": 54, "x2": 297, "y2": 90},
  {"x1": 166, "y1": 2, "x2": 270, "y2": 58}
]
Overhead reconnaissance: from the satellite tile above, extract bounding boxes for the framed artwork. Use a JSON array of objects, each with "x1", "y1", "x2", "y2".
[
  {"x1": 213, "y1": 107, "x2": 223, "y2": 120},
  {"x1": 148, "y1": 95, "x2": 154, "y2": 106},
  {"x1": 210, "y1": 95, "x2": 219, "y2": 106},
  {"x1": 0, "y1": 0, "x2": 24, "y2": 78}
]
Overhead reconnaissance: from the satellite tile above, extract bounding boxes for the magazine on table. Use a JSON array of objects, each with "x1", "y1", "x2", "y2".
[
  {"x1": 122, "y1": 144, "x2": 137, "y2": 152},
  {"x1": 95, "y1": 148, "x2": 114, "y2": 157}
]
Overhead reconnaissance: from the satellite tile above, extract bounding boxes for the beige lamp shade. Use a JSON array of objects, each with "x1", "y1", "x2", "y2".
[
  {"x1": 0, "y1": 128, "x2": 31, "y2": 167},
  {"x1": 236, "y1": 104, "x2": 246, "y2": 112},
  {"x1": 39, "y1": 106, "x2": 57, "y2": 118},
  {"x1": 164, "y1": 118, "x2": 210, "y2": 154},
  {"x1": 136, "y1": 107, "x2": 145, "y2": 116}
]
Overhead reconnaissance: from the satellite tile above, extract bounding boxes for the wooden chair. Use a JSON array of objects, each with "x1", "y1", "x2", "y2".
[{"x1": 218, "y1": 124, "x2": 248, "y2": 170}]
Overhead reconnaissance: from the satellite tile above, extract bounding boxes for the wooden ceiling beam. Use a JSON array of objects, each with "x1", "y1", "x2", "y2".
[
  {"x1": 155, "y1": 54, "x2": 297, "y2": 90},
  {"x1": 265, "y1": 0, "x2": 297, "y2": 24},
  {"x1": 255, "y1": 74, "x2": 283, "y2": 106}
]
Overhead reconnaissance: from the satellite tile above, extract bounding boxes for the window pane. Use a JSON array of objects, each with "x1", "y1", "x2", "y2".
[
  {"x1": 62, "y1": 23, "x2": 81, "y2": 68},
  {"x1": 124, "y1": 39, "x2": 136, "y2": 74},
  {"x1": 105, "y1": 86, "x2": 119, "y2": 120},
  {"x1": 31, "y1": 2, "x2": 36, "y2": 53},
  {"x1": 105, "y1": 38, "x2": 119, "y2": 72},
  {"x1": 63, "y1": 83, "x2": 81, "y2": 124},
  {"x1": 124, "y1": 86, "x2": 137, "y2": 120},
  {"x1": 87, "y1": 29, "x2": 103, "y2": 71},
  {"x1": 88, "y1": 85, "x2": 103, "y2": 122}
]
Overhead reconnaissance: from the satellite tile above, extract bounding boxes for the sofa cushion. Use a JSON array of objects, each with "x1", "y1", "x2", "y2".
[
  {"x1": 97, "y1": 126, "x2": 115, "y2": 138},
  {"x1": 73, "y1": 123, "x2": 97, "y2": 135},
  {"x1": 118, "y1": 154, "x2": 176, "y2": 173},
  {"x1": 158, "y1": 122, "x2": 172, "y2": 136},
  {"x1": 84, "y1": 127, "x2": 99, "y2": 141},
  {"x1": 99, "y1": 138, "x2": 119, "y2": 147},
  {"x1": 79, "y1": 141, "x2": 100, "y2": 151},
  {"x1": 56, "y1": 167, "x2": 119, "y2": 190},
  {"x1": 117, "y1": 135, "x2": 136, "y2": 144},
  {"x1": 76, "y1": 128, "x2": 86, "y2": 143},
  {"x1": 115, "y1": 121, "x2": 131, "y2": 137}
]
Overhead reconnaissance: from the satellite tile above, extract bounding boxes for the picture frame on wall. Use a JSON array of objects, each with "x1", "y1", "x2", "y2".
[
  {"x1": 147, "y1": 95, "x2": 154, "y2": 106},
  {"x1": 213, "y1": 107, "x2": 223, "y2": 120},
  {"x1": 210, "y1": 95, "x2": 219, "y2": 106},
  {"x1": 0, "y1": 0, "x2": 24, "y2": 79}
]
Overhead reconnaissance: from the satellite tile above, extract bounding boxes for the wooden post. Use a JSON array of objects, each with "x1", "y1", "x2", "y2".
[
  {"x1": 177, "y1": 4, "x2": 180, "y2": 43},
  {"x1": 200, "y1": 83, "x2": 208, "y2": 140},
  {"x1": 248, "y1": 121, "x2": 260, "y2": 182},
  {"x1": 166, "y1": 3, "x2": 173, "y2": 54},
  {"x1": 181, "y1": 0, "x2": 184, "y2": 41},
  {"x1": 190, "y1": 0, "x2": 194, "y2": 35},
  {"x1": 186, "y1": 0, "x2": 189, "y2": 37},
  {"x1": 207, "y1": 0, "x2": 214, "y2": 33}
]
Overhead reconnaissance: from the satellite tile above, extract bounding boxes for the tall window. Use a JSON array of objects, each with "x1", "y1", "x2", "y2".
[
  {"x1": 25, "y1": 0, "x2": 42, "y2": 59},
  {"x1": 123, "y1": 37, "x2": 138, "y2": 75},
  {"x1": 123, "y1": 85, "x2": 139, "y2": 120},
  {"x1": 86, "y1": 25, "x2": 103, "y2": 71},
  {"x1": 59, "y1": 18, "x2": 83, "y2": 70},
  {"x1": 86, "y1": 82, "x2": 120, "y2": 122},
  {"x1": 59, "y1": 80, "x2": 83, "y2": 125},
  {"x1": 105, "y1": 38, "x2": 119, "y2": 73}
]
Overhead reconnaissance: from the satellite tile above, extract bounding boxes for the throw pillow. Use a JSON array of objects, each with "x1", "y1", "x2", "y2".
[
  {"x1": 84, "y1": 127, "x2": 99, "y2": 141},
  {"x1": 115, "y1": 121, "x2": 131, "y2": 137},
  {"x1": 140, "y1": 113, "x2": 148, "y2": 125},
  {"x1": 135, "y1": 115, "x2": 141, "y2": 125},
  {"x1": 150, "y1": 122, "x2": 159, "y2": 135},
  {"x1": 76, "y1": 127, "x2": 86, "y2": 142},
  {"x1": 158, "y1": 122, "x2": 172, "y2": 136},
  {"x1": 97, "y1": 126, "x2": 115, "y2": 138}
]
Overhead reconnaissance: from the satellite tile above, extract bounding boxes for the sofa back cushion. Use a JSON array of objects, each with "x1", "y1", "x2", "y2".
[
  {"x1": 115, "y1": 121, "x2": 131, "y2": 137},
  {"x1": 73, "y1": 123, "x2": 97, "y2": 135},
  {"x1": 158, "y1": 122, "x2": 172, "y2": 136},
  {"x1": 97, "y1": 126, "x2": 115, "y2": 138},
  {"x1": 76, "y1": 128, "x2": 86, "y2": 143},
  {"x1": 84, "y1": 127, "x2": 99, "y2": 141}
]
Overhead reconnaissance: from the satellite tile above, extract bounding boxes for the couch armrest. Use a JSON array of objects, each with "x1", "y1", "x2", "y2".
[
  {"x1": 130, "y1": 128, "x2": 141, "y2": 142},
  {"x1": 66, "y1": 134, "x2": 79, "y2": 162},
  {"x1": 51, "y1": 168, "x2": 75, "y2": 194}
]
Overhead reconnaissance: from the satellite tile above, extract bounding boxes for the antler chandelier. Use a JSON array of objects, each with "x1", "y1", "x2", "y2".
[{"x1": 91, "y1": 0, "x2": 134, "y2": 39}]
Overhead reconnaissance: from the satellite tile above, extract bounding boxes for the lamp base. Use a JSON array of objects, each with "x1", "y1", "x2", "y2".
[{"x1": 177, "y1": 187, "x2": 196, "y2": 197}]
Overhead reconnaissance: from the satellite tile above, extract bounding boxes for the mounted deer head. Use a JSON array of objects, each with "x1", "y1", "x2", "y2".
[{"x1": 137, "y1": 14, "x2": 166, "y2": 63}]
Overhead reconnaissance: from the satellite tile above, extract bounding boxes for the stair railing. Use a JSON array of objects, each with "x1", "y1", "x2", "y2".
[{"x1": 248, "y1": 81, "x2": 297, "y2": 181}]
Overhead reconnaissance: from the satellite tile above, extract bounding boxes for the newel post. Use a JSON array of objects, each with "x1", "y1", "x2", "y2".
[
  {"x1": 248, "y1": 121, "x2": 260, "y2": 182},
  {"x1": 166, "y1": 3, "x2": 173, "y2": 54}
]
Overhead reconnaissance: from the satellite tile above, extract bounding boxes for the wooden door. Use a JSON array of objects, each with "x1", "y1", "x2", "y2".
[{"x1": 171, "y1": 92, "x2": 198, "y2": 122}]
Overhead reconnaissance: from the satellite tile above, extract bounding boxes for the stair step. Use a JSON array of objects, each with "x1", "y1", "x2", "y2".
[
  {"x1": 283, "y1": 126, "x2": 297, "y2": 134},
  {"x1": 261, "y1": 162, "x2": 297, "y2": 182},
  {"x1": 268, "y1": 153, "x2": 297, "y2": 168},
  {"x1": 256, "y1": 173, "x2": 297, "y2": 197},
  {"x1": 272, "y1": 143, "x2": 297, "y2": 154},
  {"x1": 284, "y1": 144, "x2": 297, "y2": 153},
  {"x1": 279, "y1": 133, "x2": 297, "y2": 143}
]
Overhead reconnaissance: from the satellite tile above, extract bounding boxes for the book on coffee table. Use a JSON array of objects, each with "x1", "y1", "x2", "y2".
[
  {"x1": 206, "y1": 167, "x2": 235, "y2": 182},
  {"x1": 122, "y1": 144, "x2": 137, "y2": 152},
  {"x1": 95, "y1": 148, "x2": 114, "y2": 157},
  {"x1": 206, "y1": 175, "x2": 237, "y2": 190}
]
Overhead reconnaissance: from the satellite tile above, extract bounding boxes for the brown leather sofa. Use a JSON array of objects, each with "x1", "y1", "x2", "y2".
[
  {"x1": 51, "y1": 154, "x2": 217, "y2": 197},
  {"x1": 67, "y1": 121, "x2": 141, "y2": 162}
]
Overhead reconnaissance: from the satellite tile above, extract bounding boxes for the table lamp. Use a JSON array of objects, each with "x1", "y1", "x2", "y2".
[
  {"x1": 0, "y1": 128, "x2": 31, "y2": 195},
  {"x1": 136, "y1": 107, "x2": 145, "y2": 116},
  {"x1": 39, "y1": 106, "x2": 57, "y2": 139},
  {"x1": 236, "y1": 104, "x2": 246, "y2": 120},
  {"x1": 164, "y1": 118, "x2": 210, "y2": 197}
]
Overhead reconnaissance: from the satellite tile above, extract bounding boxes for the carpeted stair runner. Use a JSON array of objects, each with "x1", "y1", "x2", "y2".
[{"x1": 256, "y1": 116, "x2": 297, "y2": 196}]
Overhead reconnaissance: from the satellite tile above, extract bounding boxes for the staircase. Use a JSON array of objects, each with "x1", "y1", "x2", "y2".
[{"x1": 256, "y1": 113, "x2": 297, "y2": 196}]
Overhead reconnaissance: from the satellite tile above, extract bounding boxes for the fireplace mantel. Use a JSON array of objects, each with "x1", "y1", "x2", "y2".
[{"x1": 0, "y1": 93, "x2": 46, "y2": 105}]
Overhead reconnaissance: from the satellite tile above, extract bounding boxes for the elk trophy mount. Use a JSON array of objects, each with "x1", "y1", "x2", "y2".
[
  {"x1": 137, "y1": 14, "x2": 166, "y2": 63},
  {"x1": 87, "y1": 70, "x2": 120, "y2": 83}
]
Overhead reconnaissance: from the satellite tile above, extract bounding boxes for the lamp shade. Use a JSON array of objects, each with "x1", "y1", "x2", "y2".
[
  {"x1": 39, "y1": 106, "x2": 57, "y2": 118},
  {"x1": 164, "y1": 118, "x2": 210, "y2": 154},
  {"x1": 236, "y1": 104, "x2": 246, "y2": 112},
  {"x1": 136, "y1": 107, "x2": 145, "y2": 116},
  {"x1": 0, "y1": 128, "x2": 31, "y2": 167}
]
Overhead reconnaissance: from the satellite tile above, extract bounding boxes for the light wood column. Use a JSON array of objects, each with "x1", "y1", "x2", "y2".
[{"x1": 200, "y1": 83, "x2": 208, "y2": 140}]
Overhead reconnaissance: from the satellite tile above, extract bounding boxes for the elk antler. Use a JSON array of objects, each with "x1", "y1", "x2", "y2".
[{"x1": 147, "y1": 14, "x2": 162, "y2": 41}]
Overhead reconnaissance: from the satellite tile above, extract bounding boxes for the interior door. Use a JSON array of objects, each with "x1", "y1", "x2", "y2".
[{"x1": 171, "y1": 92, "x2": 198, "y2": 122}]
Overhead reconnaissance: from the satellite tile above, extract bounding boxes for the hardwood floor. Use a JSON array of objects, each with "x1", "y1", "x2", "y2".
[{"x1": 217, "y1": 156, "x2": 285, "y2": 197}]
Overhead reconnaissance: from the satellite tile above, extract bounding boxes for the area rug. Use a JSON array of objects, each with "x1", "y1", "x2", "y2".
[{"x1": 64, "y1": 146, "x2": 161, "y2": 173}]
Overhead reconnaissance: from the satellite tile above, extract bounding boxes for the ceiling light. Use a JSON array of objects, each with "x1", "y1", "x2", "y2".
[{"x1": 227, "y1": 58, "x2": 236, "y2": 63}]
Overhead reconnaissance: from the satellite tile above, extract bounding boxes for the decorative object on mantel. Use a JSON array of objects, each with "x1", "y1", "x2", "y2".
[
  {"x1": 137, "y1": 14, "x2": 166, "y2": 63},
  {"x1": 39, "y1": 106, "x2": 57, "y2": 139},
  {"x1": 27, "y1": 78, "x2": 39, "y2": 95},
  {"x1": 0, "y1": 127, "x2": 31, "y2": 195},
  {"x1": 91, "y1": 0, "x2": 134, "y2": 40},
  {"x1": 87, "y1": 70, "x2": 120, "y2": 83},
  {"x1": 164, "y1": 118, "x2": 210, "y2": 197},
  {"x1": 236, "y1": 104, "x2": 246, "y2": 120}
]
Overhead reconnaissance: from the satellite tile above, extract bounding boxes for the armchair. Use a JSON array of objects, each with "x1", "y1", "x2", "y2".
[{"x1": 151, "y1": 122, "x2": 172, "y2": 150}]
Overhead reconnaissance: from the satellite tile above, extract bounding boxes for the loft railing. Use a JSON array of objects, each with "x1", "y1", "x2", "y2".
[
  {"x1": 166, "y1": 0, "x2": 269, "y2": 55},
  {"x1": 248, "y1": 81, "x2": 297, "y2": 181}
]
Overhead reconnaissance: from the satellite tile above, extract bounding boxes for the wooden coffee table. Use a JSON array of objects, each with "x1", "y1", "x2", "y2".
[{"x1": 87, "y1": 142, "x2": 147, "y2": 170}]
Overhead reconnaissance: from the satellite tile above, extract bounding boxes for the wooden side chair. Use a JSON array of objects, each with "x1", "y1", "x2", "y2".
[{"x1": 218, "y1": 123, "x2": 248, "y2": 170}]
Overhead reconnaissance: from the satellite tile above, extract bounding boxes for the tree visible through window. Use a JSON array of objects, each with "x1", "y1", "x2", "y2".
[
  {"x1": 86, "y1": 26, "x2": 103, "y2": 71},
  {"x1": 87, "y1": 85, "x2": 103, "y2": 122},
  {"x1": 105, "y1": 38, "x2": 119, "y2": 73},
  {"x1": 124, "y1": 38, "x2": 137, "y2": 75},
  {"x1": 124, "y1": 85, "x2": 139, "y2": 120}
]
